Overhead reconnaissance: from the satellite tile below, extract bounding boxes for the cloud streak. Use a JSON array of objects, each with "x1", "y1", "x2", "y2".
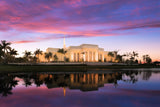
[{"x1": 0, "y1": 0, "x2": 160, "y2": 43}]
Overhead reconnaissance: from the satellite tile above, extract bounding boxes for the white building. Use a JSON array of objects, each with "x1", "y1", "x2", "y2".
[{"x1": 39, "y1": 37, "x2": 116, "y2": 62}]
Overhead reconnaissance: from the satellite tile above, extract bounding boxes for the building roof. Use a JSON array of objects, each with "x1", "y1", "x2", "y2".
[
  {"x1": 46, "y1": 48, "x2": 60, "y2": 52},
  {"x1": 46, "y1": 44, "x2": 105, "y2": 52}
]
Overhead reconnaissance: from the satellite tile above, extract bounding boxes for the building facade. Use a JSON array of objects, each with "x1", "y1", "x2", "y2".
[{"x1": 39, "y1": 44, "x2": 116, "y2": 62}]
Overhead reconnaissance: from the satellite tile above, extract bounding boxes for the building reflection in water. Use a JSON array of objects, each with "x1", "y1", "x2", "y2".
[
  {"x1": 36, "y1": 72, "x2": 122, "y2": 92},
  {"x1": 0, "y1": 70, "x2": 155, "y2": 97}
]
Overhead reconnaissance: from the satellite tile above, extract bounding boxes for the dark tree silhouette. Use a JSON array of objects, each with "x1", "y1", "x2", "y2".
[
  {"x1": 34, "y1": 49, "x2": 43, "y2": 62},
  {"x1": 0, "y1": 74, "x2": 18, "y2": 97},
  {"x1": 45, "y1": 52, "x2": 52, "y2": 62},
  {"x1": 58, "y1": 48, "x2": 67, "y2": 62},
  {"x1": 0, "y1": 40, "x2": 12, "y2": 64},
  {"x1": 23, "y1": 50, "x2": 32, "y2": 62}
]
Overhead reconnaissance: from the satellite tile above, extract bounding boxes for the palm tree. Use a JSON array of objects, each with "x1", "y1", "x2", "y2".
[
  {"x1": 58, "y1": 48, "x2": 67, "y2": 62},
  {"x1": 132, "y1": 51, "x2": 138, "y2": 61},
  {"x1": 8, "y1": 48, "x2": 18, "y2": 62},
  {"x1": 34, "y1": 49, "x2": 43, "y2": 62},
  {"x1": 9, "y1": 49, "x2": 18, "y2": 56},
  {"x1": 0, "y1": 40, "x2": 11, "y2": 53},
  {"x1": 0, "y1": 75, "x2": 18, "y2": 97},
  {"x1": 45, "y1": 52, "x2": 52, "y2": 62},
  {"x1": 113, "y1": 51, "x2": 119, "y2": 62},
  {"x1": 124, "y1": 52, "x2": 130, "y2": 60},
  {"x1": 53, "y1": 54, "x2": 58, "y2": 62},
  {"x1": 143, "y1": 55, "x2": 146, "y2": 63},
  {"x1": 58, "y1": 48, "x2": 67, "y2": 54},
  {"x1": 0, "y1": 40, "x2": 11, "y2": 63},
  {"x1": 23, "y1": 50, "x2": 32, "y2": 62}
]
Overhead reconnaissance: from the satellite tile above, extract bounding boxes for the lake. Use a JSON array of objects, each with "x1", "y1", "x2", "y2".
[{"x1": 0, "y1": 69, "x2": 160, "y2": 107}]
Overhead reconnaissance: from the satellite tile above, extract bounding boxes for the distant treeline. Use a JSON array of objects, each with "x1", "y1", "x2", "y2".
[{"x1": 0, "y1": 40, "x2": 157, "y2": 65}]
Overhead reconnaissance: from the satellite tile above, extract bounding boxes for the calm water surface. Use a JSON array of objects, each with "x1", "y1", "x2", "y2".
[{"x1": 0, "y1": 69, "x2": 160, "y2": 107}]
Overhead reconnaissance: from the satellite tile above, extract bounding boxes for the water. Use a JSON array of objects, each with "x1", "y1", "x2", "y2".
[{"x1": 0, "y1": 69, "x2": 160, "y2": 107}]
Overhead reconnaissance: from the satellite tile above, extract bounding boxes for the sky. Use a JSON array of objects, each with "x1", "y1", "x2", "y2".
[{"x1": 0, "y1": 0, "x2": 160, "y2": 61}]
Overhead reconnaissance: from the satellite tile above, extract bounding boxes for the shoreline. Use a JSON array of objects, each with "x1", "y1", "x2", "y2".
[{"x1": 0, "y1": 64, "x2": 160, "y2": 73}]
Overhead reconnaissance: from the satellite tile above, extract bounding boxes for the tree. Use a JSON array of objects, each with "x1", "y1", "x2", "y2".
[
  {"x1": 45, "y1": 52, "x2": 52, "y2": 62},
  {"x1": 131, "y1": 51, "x2": 138, "y2": 63},
  {"x1": 113, "y1": 51, "x2": 118, "y2": 57},
  {"x1": 9, "y1": 48, "x2": 18, "y2": 56},
  {"x1": 146, "y1": 57, "x2": 152, "y2": 64},
  {"x1": 108, "y1": 52, "x2": 114, "y2": 62},
  {"x1": 123, "y1": 52, "x2": 130, "y2": 60},
  {"x1": 34, "y1": 49, "x2": 43, "y2": 62},
  {"x1": 132, "y1": 51, "x2": 138, "y2": 60},
  {"x1": 0, "y1": 40, "x2": 11, "y2": 64},
  {"x1": 57, "y1": 48, "x2": 67, "y2": 62},
  {"x1": 58, "y1": 48, "x2": 67, "y2": 55},
  {"x1": 142, "y1": 55, "x2": 152, "y2": 64},
  {"x1": 0, "y1": 74, "x2": 18, "y2": 97},
  {"x1": 0, "y1": 46, "x2": 3, "y2": 62},
  {"x1": 143, "y1": 55, "x2": 146, "y2": 63},
  {"x1": 23, "y1": 50, "x2": 32, "y2": 62},
  {"x1": 8, "y1": 48, "x2": 18, "y2": 62},
  {"x1": 116, "y1": 55, "x2": 123, "y2": 63},
  {"x1": 123, "y1": 51, "x2": 139, "y2": 64},
  {"x1": 53, "y1": 54, "x2": 58, "y2": 62}
]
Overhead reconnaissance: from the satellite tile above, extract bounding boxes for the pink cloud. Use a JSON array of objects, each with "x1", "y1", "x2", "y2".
[
  {"x1": 0, "y1": 0, "x2": 160, "y2": 43},
  {"x1": 12, "y1": 40, "x2": 38, "y2": 44}
]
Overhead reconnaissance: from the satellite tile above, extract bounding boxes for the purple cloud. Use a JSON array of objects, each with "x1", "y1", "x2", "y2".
[{"x1": 0, "y1": 0, "x2": 160, "y2": 43}]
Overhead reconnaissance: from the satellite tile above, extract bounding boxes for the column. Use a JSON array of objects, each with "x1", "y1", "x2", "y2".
[
  {"x1": 102, "y1": 52, "x2": 104, "y2": 62},
  {"x1": 88, "y1": 51, "x2": 89, "y2": 62},
  {"x1": 95, "y1": 52, "x2": 98, "y2": 62}
]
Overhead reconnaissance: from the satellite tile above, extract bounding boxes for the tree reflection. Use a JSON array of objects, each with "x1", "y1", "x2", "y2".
[
  {"x1": 122, "y1": 71, "x2": 138, "y2": 84},
  {"x1": 142, "y1": 72, "x2": 152, "y2": 80},
  {"x1": 0, "y1": 70, "x2": 155, "y2": 97},
  {"x1": 0, "y1": 74, "x2": 18, "y2": 97}
]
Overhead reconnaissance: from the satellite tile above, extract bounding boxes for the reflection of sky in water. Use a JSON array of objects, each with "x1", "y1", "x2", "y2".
[
  {"x1": 118, "y1": 72, "x2": 160, "y2": 90},
  {"x1": 0, "y1": 71, "x2": 160, "y2": 107},
  {"x1": 1, "y1": 87, "x2": 160, "y2": 107}
]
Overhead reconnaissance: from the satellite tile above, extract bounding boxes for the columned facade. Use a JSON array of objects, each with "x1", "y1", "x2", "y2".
[
  {"x1": 39, "y1": 44, "x2": 116, "y2": 62},
  {"x1": 67, "y1": 44, "x2": 105, "y2": 62}
]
